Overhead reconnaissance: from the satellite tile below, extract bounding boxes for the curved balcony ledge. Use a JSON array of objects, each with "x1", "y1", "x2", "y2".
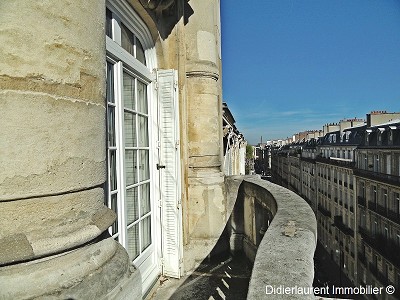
[{"x1": 226, "y1": 176, "x2": 317, "y2": 299}]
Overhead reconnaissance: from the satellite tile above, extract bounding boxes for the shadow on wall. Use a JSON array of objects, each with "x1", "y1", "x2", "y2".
[
  {"x1": 165, "y1": 223, "x2": 254, "y2": 300},
  {"x1": 164, "y1": 177, "x2": 274, "y2": 300},
  {"x1": 139, "y1": 0, "x2": 194, "y2": 39}
]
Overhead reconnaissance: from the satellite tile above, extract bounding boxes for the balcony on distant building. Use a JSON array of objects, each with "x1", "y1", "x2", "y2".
[
  {"x1": 354, "y1": 168, "x2": 400, "y2": 186},
  {"x1": 359, "y1": 226, "x2": 400, "y2": 269},
  {"x1": 318, "y1": 204, "x2": 332, "y2": 218},
  {"x1": 358, "y1": 196, "x2": 366, "y2": 207},
  {"x1": 316, "y1": 156, "x2": 356, "y2": 168},
  {"x1": 333, "y1": 216, "x2": 354, "y2": 237}
]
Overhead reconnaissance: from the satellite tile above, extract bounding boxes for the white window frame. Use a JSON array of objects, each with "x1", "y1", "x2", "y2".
[{"x1": 106, "y1": 0, "x2": 160, "y2": 295}]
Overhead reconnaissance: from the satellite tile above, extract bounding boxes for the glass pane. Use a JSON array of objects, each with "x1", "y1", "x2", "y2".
[
  {"x1": 137, "y1": 80, "x2": 148, "y2": 114},
  {"x1": 139, "y1": 150, "x2": 149, "y2": 182},
  {"x1": 126, "y1": 187, "x2": 138, "y2": 224},
  {"x1": 123, "y1": 72, "x2": 135, "y2": 110},
  {"x1": 121, "y1": 23, "x2": 134, "y2": 56},
  {"x1": 138, "y1": 116, "x2": 149, "y2": 147},
  {"x1": 109, "y1": 150, "x2": 117, "y2": 191},
  {"x1": 127, "y1": 224, "x2": 139, "y2": 260},
  {"x1": 136, "y1": 37, "x2": 146, "y2": 65},
  {"x1": 106, "y1": 62, "x2": 114, "y2": 103},
  {"x1": 140, "y1": 183, "x2": 150, "y2": 216},
  {"x1": 107, "y1": 106, "x2": 115, "y2": 146},
  {"x1": 106, "y1": 9, "x2": 113, "y2": 38},
  {"x1": 124, "y1": 112, "x2": 137, "y2": 147},
  {"x1": 141, "y1": 216, "x2": 151, "y2": 251},
  {"x1": 111, "y1": 193, "x2": 118, "y2": 235},
  {"x1": 125, "y1": 150, "x2": 138, "y2": 186}
]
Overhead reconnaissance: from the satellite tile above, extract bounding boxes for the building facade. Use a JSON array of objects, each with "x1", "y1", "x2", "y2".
[
  {"x1": 271, "y1": 112, "x2": 400, "y2": 300},
  {"x1": 1, "y1": 0, "x2": 236, "y2": 298},
  {"x1": 223, "y1": 102, "x2": 246, "y2": 176}
]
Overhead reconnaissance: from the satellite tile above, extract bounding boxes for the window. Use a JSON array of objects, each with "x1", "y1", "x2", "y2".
[
  {"x1": 121, "y1": 23, "x2": 146, "y2": 65},
  {"x1": 106, "y1": 8, "x2": 113, "y2": 38},
  {"x1": 106, "y1": 63, "x2": 152, "y2": 260},
  {"x1": 374, "y1": 154, "x2": 379, "y2": 172},
  {"x1": 394, "y1": 192, "x2": 400, "y2": 215},
  {"x1": 372, "y1": 186, "x2": 377, "y2": 204},
  {"x1": 105, "y1": 5, "x2": 154, "y2": 263},
  {"x1": 382, "y1": 189, "x2": 388, "y2": 209}
]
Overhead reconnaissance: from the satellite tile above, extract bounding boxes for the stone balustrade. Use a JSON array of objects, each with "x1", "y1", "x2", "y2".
[{"x1": 226, "y1": 176, "x2": 318, "y2": 299}]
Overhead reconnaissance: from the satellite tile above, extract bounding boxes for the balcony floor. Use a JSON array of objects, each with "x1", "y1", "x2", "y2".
[{"x1": 148, "y1": 253, "x2": 252, "y2": 300}]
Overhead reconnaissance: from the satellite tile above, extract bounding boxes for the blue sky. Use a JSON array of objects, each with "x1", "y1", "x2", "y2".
[{"x1": 220, "y1": 0, "x2": 400, "y2": 144}]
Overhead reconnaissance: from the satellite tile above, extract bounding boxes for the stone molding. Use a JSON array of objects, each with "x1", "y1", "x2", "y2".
[{"x1": 186, "y1": 70, "x2": 219, "y2": 81}]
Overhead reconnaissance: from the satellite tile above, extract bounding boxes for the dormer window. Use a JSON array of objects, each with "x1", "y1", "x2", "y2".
[{"x1": 366, "y1": 129, "x2": 372, "y2": 145}]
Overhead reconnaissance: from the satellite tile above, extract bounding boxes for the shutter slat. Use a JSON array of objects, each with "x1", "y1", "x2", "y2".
[{"x1": 157, "y1": 69, "x2": 182, "y2": 278}]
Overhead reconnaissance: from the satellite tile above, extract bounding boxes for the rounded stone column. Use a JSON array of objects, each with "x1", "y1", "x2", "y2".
[
  {"x1": 182, "y1": 0, "x2": 227, "y2": 271},
  {"x1": 0, "y1": 1, "x2": 135, "y2": 298}
]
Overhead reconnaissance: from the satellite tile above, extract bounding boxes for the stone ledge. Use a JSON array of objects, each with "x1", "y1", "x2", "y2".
[
  {"x1": 244, "y1": 177, "x2": 317, "y2": 300},
  {"x1": 226, "y1": 176, "x2": 317, "y2": 300}
]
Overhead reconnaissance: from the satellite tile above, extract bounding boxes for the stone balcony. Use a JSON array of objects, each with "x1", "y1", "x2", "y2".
[{"x1": 150, "y1": 176, "x2": 318, "y2": 299}]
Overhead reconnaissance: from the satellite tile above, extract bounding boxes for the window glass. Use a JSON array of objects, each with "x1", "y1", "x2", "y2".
[
  {"x1": 123, "y1": 72, "x2": 135, "y2": 110},
  {"x1": 124, "y1": 112, "x2": 137, "y2": 147},
  {"x1": 127, "y1": 224, "x2": 139, "y2": 260},
  {"x1": 106, "y1": 62, "x2": 115, "y2": 103},
  {"x1": 141, "y1": 216, "x2": 151, "y2": 251},
  {"x1": 109, "y1": 150, "x2": 117, "y2": 190},
  {"x1": 138, "y1": 116, "x2": 149, "y2": 147},
  {"x1": 111, "y1": 193, "x2": 118, "y2": 235},
  {"x1": 106, "y1": 9, "x2": 113, "y2": 38},
  {"x1": 139, "y1": 150, "x2": 150, "y2": 182},
  {"x1": 121, "y1": 23, "x2": 135, "y2": 56},
  {"x1": 137, "y1": 80, "x2": 148, "y2": 114},
  {"x1": 125, "y1": 150, "x2": 138, "y2": 186},
  {"x1": 136, "y1": 38, "x2": 146, "y2": 65},
  {"x1": 108, "y1": 107, "x2": 116, "y2": 146},
  {"x1": 141, "y1": 183, "x2": 151, "y2": 216},
  {"x1": 126, "y1": 187, "x2": 139, "y2": 224}
]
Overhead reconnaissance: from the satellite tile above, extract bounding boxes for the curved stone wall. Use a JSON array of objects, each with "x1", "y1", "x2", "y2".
[{"x1": 226, "y1": 176, "x2": 317, "y2": 300}]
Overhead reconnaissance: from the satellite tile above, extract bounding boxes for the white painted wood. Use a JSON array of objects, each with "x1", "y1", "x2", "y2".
[{"x1": 157, "y1": 69, "x2": 182, "y2": 278}]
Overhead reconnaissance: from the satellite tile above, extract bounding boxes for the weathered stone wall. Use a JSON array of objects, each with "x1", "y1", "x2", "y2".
[
  {"x1": 180, "y1": 0, "x2": 226, "y2": 272},
  {"x1": 0, "y1": 1, "x2": 136, "y2": 298},
  {"x1": 225, "y1": 177, "x2": 318, "y2": 300}
]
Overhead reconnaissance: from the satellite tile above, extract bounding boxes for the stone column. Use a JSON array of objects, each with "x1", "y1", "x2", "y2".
[
  {"x1": 182, "y1": 0, "x2": 227, "y2": 271},
  {"x1": 0, "y1": 1, "x2": 135, "y2": 298}
]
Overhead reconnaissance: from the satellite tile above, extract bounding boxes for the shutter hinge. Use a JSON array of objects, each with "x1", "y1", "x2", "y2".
[
  {"x1": 177, "y1": 198, "x2": 181, "y2": 209},
  {"x1": 158, "y1": 199, "x2": 162, "y2": 208},
  {"x1": 179, "y1": 258, "x2": 184, "y2": 272},
  {"x1": 175, "y1": 140, "x2": 180, "y2": 149}
]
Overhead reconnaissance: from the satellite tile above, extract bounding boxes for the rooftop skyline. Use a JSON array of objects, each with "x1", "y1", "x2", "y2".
[{"x1": 221, "y1": 1, "x2": 400, "y2": 145}]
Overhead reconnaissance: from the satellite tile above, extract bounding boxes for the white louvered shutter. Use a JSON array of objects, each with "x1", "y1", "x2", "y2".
[{"x1": 157, "y1": 69, "x2": 182, "y2": 278}]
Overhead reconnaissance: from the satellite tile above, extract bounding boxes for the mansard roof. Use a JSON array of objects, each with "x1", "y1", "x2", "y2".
[
  {"x1": 359, "y1": 119, "x2": 400, "y2": 147},
  {"x1": 318, "y1": 125, "x2": 365, "y2": 146}
]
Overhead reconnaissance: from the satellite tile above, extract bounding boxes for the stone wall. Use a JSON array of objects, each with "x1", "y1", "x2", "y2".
[{"x1": 225, "y1": 176, "x2": 318, "y2": 300}]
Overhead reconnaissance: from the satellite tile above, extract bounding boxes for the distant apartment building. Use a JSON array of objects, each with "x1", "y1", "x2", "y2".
[
  {"x1": 271, "y1": 111, "x2": 400, "y2": 300},
  {"x1": 223, "y1": 102, "x2": 246, "y2": 175}
]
